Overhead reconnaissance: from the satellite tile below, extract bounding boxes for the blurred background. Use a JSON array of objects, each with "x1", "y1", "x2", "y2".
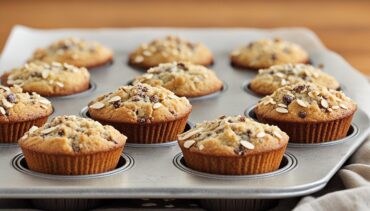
[{"x1": 0, "y1": 0, "x2": 369, "y2": 75}]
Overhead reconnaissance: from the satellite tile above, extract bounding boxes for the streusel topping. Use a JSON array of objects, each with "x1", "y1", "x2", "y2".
[
  {"x1": 178, "y1": 115, "x2": 288, "y2": 156},
  {"x1": 19, "y1": 115, "x2": 126, "y2": 154},
  {"x1": 88, "y1": 83, "x2": 192, "y2": 123}
]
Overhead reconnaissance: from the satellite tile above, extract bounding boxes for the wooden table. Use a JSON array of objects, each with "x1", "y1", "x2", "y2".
[{"x1": 1, "y1": 0, "x2": 369, "y2": 76}]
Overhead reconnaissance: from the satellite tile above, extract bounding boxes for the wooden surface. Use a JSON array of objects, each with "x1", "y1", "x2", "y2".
[{"x1": 0, "y1": 0, "x2": 369, "y2": 75}]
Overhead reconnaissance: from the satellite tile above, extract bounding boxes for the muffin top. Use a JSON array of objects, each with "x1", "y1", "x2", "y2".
[
  {"x1": 28, "y1": 37, "x2": 113, "y2": 68},
  {"x1": 255, "y1": 82, "x2": 356, "y2": 122},
  {"x1": 0, "y1": 86, "x2": 52, "y2": 123},
  {"x1": 133, "y1": 62, "x2": 223, "y2": 97},
  {"x1": 129, "y1": 35, "x2": 213, "y2": 68},
  {"x1": 88, "y1": 83, "x2": 192, "y2": 124},
  {"x1": 19, "y1": 115, "x2": 126, "y2": 155},
  {"x1": 3, "y1": 62, "x2": 90, "y2": 97},
  {"x1": 230, "y1": 38, "x2": 309, "y2": 69},
  {"x1": 250, "y1": 64, "x2": 340, "y2": 95},
  {"x1": 178, "y1": 115, "x2": 289, "y2": 156}
]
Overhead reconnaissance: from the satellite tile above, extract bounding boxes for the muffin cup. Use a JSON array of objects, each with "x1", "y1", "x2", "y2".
[
  {"x1": 179, "y1": 144, "x2": 287, "y2": 175},
  {"x1": 199, "y1": 199, "x2": 278, "y2": 211},
  {"x1": 93, "y1": 114, "x2": 190, "y2": 144},
  {"x1": 255, "y1": 110, "x2": 355, "y2": 144},
  {"x1": 0, "y1": 116, "x2": 49, "y2": 144},
  {"x1": 32, "y1": 199, "x2": 101, "y2": 211},
  {"x1": 20, "y1": 146, "x2": 124, "y2": 175}
]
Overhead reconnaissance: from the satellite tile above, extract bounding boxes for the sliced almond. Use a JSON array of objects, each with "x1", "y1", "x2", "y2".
[
  {"x1": 41, "y1": 69, "x2": 49, "y2": 79},
  {"x1": 144, "y1": 74, "x2": 153, "y2": 79},
  {"x1": 89, "y1": 102, "x2": 105, "y2": 109},
  {"x1": 332, "y1": 105, "x2": 340, "y2": 110},
  {"x1": 273, "y1": 131, "x2": 282, "y2": 139},
  {"x1": 277, "y1": 103, "x2": 287, "y2": 108},
  {"x1": 276, "y1": 107, "x2": 288, "y2": 114},
  {"x1": 55, "y1": 82, "x2": 64, "y2": 88},
  {"x1": 2, "y1": 98, "x2": 13, "y2": 108},
  {"x1": 29, "y1": 126, "x2": 39, "y2": 134},
  {"x1": 198, "y1": 144, "x2": 204, "y2": 151},
  {"x1": 143, "y1": 50, "x2": 152, "y2": 57},
  {"x1": 281, "y1": 79, "x2": 288, "y2": 86},
  {"x1": 296, "y1": 99, "x2": 307, "y2": 108},
  {"x1": 340, "y1": 104, "x2": 348, "y2": 110},
  {"x1": 178, "y1": 128, "x2": 202, "y2": 141},
  {"x1": 134, "y1": 56, "x2": 144, "y2": 63},
  {"x1": 183, "y1": 140, "x2": 196, "y2": 149},
  {"x1": 275, "y1": 72, "x2": 286, "y2": 78},
  {"x1": 108, "y1": 96, "x2": 121, "y2": 103},
  {"x1": 0, "y1": 107, "x2": 6, "y2": 115},
  {"x1": 52, "y1": 62, "x2": 62, "y2": 67},
  {"x1": 321, "y1": 99, "x2": 329, "y2": 108},
  {"x1": 39, "y1": 98, "x2": 51, "y2": 105},
  {"x1": 153, "y1": 102, "x2": 162, "y2": 109},
  {"x1": 256, "y1": 131, "x2": 266, "y2": 138},
  {"x1": 41, "y1": 126, "x2": 57, "y2": 134},
  {"x1": 240, "y1": 140, "x2": 255, "y2": 150}
]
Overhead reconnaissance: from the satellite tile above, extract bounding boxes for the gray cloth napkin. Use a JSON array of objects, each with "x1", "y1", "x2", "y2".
[{"x1": 273, "y1": 137, "x2": 370, "y2": 211}]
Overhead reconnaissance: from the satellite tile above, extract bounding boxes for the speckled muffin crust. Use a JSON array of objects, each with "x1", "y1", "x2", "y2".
[
  {"x1": 88, "y1": 83, "x2": 192, "y2": 144},
  {"x1": 129, "y1": 35, "x2": 213, "y2": 68},
  {"x1": 255, "y1": 82, "x2": 356, "y2": 143},
  {"x1": 0, "y1": 86, "x2": 53, "y2": 143},
  {"x1": 133, "y1": 62, "x2": 223, "y2": 97},
  {"x1": 230, "y1": 38, "x2": 309, "y2": 70},
  {"x1": 249, "y1": 64, "x2": 340, "y2": 95},
  {"x1": 178, "y1": 115, "x2": 289, "y2": 175},
  {"x1": 2, "y1": 62, "x2": 90, "y2": 97},
  {"x1": 19, "y1": 115, "x2": 126, "y2": 175},
  {"x1": 28, "y1": 37, "x2": 113, "y2": 68}
]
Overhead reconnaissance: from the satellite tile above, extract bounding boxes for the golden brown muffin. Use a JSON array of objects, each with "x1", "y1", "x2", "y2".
[
  {"x1": 178, "y1": 115, "x2": 289, "y2": 175},
  {"x1": 2, "y1": 62, "x2": 90, "y2": 97},
  {"x1": 249, "y1": 63, "x2": 340, "y2": 95},
  {"x1": 129, "y1": 35, "x2": 213, "y2": 68},
  {"x1": 230, "y1": 38, "x2": 309, "y2": 70},
  {"x1": 88, "y1": 83, "x2": 192, "y2": 144},
  {"x1": 28, "y1": 37, "x2": 113, "y2": 68},
  {"x1": 133, "y1": 62, "x2": 223, "y2": 98},
  {"x1": 19, "y1": 115, "x2": 127, "y2": 175},
  {"x1": 254, "y1": 82, "x2": 356, "y2": 143},
  {"x1": 0, "y1": 85, "x2": 53, "y2": 143}
]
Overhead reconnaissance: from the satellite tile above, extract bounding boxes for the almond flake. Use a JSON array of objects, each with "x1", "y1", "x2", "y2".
[
  {"x1": 89, "y1": 102, "x2": 105, "y2": 109},
  {"x1": 183, "y1": 140, "x2": 196, "y2": 149},
  {"x1": 0, "y1": 107, "x2": 5, "y2": 115},
  {"x1": 198, "y1": 144, "x2": 204, "y2": 151},
  {"x1": 39, "y1": 98, "x2": 51, "y2": 105},
  {"x1": 29, "y1": 126, "x2": 39, "y2": 133},
  {"x1": 296, "y1": 99, "x2": 307, "y2": 108},
  {"x1": 321, "y1": 99, "x2": 329, "y2": 108},
  {"x1": 134, "y1": 56, "x2": 144, "y2": 63},
  {"x1": 273, "y1": 131, "x2": 282, "y2": 139},
  {"x1": 275, "y1": 72, "x2": 286, "y2": 78},
  {"x1": 52, "y1": 62, "x2": 62, "y2": 67},
  {"x1": 278, "y1": 103, "x2": 287, "y2": 108},
  {"x1": 153, "y1": 103, "x2": 162, "y2": 109},
  {"x1": 41, "y1": 126, "x2": 57, "y2": 134},
  {"x1": 340, "y1": 104, "x2": 348, "y2": 110},
  {"x1": 41, "y1": 69, "x2": 49, "y2": 79},
  {"x1": 276, "y1": 107, "x2": 288, "y2": 114},
  {"x1": 143, "y1": 50, "x2": 152, "y2": 56},
  {"x1": 108, "y1": 96, "x2": 121, "y2": 103},
  {"x1": 332, "y1": 105, "x2": 340, "y2": 110},
  {"x1": 55, "y1": 82, "x2": 64, "y2": 88},
  {"x1": 178, "y1": 128, "x2": 202, "y2": 141},
  {"x1": 2, "y1": 99, "x2": 13, "y2": 108},
  {"x1": 256, "y1": 131, "x2": 266, "y2": 138},
  {"x1": 240, "y1": 140, "x2": 255, "y2": 150},
  {"x1": 281, "y1": 79, "x2": 288, "y2": 86},
  {"x1": 144, "y1": 74, "x2": 153, "y2": 79}
]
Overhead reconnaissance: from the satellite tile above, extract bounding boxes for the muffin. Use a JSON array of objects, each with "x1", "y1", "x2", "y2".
[
  {"x1": 2, "y1": 62, "x2": 90, "y2": 97},
  {"x1": 254, "y1": 82, "x2": 356, "y2": 143},
  {"x1": 0, "y1": 86, "x2": 53, "y2": 143},
  {"x1": 129, "y1": 35, "x2": 213, "y2": 68},
  {"x1": 28, "y1": 37, "x2": 113, "y2": 68},
  {"x1": 178, "y1": 115, "x2": 289, "y2": 175},
  {"x1": 19, "y1": 115, "x2": 126, "y2": 175},
  {"x1": 249, "y1": 63, "x2": 340, "y2": 95},
  {"x1": 133, "y1": 62, "x2": 223, "y2": 98},
  {"x1": 230, "y1": 38, "x2": 309, "y2": 70},
  {"x1": 88, "y1": 83, "x2": 192, "y2": 144}
]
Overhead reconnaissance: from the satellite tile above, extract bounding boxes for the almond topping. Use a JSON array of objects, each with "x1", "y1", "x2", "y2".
[
  {"x1": 321, "y1": 99, "x2": 329, "y2": 108},
  {"x1": 153, "y1": 102, "x2": 162, "y2": 109},
  {"x1": 41, "y1": 69, "x2": 49, "y2": 79},
  {"x1": 0, "y1": 107, "x2": 5, "y2": 115},
  {"x1": 89, "y1": 102, "x2": 105, "y2": 109},
  {"x1": 340, "y1": 104, "x2": 348, "y2": 110},
  {"x1": 256, "y1": 131, "x2": 266, "y2": 138},
  {"x1": 2, "y1": 98, "x2": 13, "y2": 108},
  {"x1": 29, "y1": 126, "x2": 39, "y2": 134},
  {"x1": 273, "y1": 131, "x2": 282, "y2": 139},
  {"x1": 276, "y1": 107, "x2": 288, "y2": 114},
  {"x1": 240, "y1": 140, "x2": 255, "y2": 150},
  {"x1": 39, "y1": 98, "x2": 51, "y2": 105},
  {"x1": 41, "y1": 126, "x2": 57, "y2": 134},
  {"x1": 134, "y1": 56, "x2": 144, "y2": 63},
  {"x1": 296, "y1": 99, "x2": 308, "y2": 108},
  {"x1": 278, "y1": 103, "x2": 287, "y2": 108},
  {"x1": 178, "y1": 128, "x2": 202, "y2": 141},
  {"x1": 183, "y1": 140, "x2": 196, "y2": 149},
  {"x1": 108, "y1": 96, "x2": 121, "y2": 103}
]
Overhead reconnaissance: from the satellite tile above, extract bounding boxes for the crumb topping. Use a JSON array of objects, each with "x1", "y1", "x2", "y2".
[
  {"x1": 19, "y1": 115, "x2": 126, "y2": 153},
  {"x1": 133, "y1": 62, "x2": 223, "y2": 97},
  {"x1": 6, "y1": 62, "x2": 89, "y2": 89},
  {"x1": 178, "y1": 115, "x2": 288, "y2": 156},
  {"x1": 88, "y1": 83, "x2": 191, "y2": 123}
]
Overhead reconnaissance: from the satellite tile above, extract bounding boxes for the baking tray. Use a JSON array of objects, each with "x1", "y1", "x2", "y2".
[{"x1": 0, "y1": 26, "x2": 369, "y2": 200}]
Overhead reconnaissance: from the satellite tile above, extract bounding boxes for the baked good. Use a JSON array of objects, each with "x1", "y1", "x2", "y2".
[
  {"x1": 254, "y1": 82, "x2": 356, "y2": 143},
  {"x1": 249, "y1": 63, "x2": 340, "y2": 95},
  {"x1": 2, "y1": 62, "x2": 90, "y2": 97},
  {"x1": 0, "y1": 86, "x2": 53, "y2": 143},
  {"x1": 19, "y1": 115, "x2": 126, "y2": 175},
  {"x1": 133, "y1": 62, "x2": 223, "y2": 98},
  {"x1": 88, "y1": 83, "x2": 192, "y2": 144},
  {"x1": 230, "y1": 38, "x2": 309, "y2": 70},
  {"x1": 178, "y1": 115, "x2": 289, "y2": 175},
  {"x1": 129, "y1": 35, "x2": 213, "y2": 68},
  {"x1": 28, "y1": 37, "x2": 113, "y2": 68}
]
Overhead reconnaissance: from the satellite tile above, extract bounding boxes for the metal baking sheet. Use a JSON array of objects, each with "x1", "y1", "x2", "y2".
[{"x1": 0, "y1": 25, "x2": 369, "y2": 199}]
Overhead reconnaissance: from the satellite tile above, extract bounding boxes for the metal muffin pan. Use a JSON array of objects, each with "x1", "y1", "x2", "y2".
[{"x1": 0, "y1": 26, "x2": 369, "y2": 200}]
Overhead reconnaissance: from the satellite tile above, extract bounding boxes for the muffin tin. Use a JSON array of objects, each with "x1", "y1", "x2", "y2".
[{"x1": 0, "y1": 26, "x2": 369, "y2": 202}]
